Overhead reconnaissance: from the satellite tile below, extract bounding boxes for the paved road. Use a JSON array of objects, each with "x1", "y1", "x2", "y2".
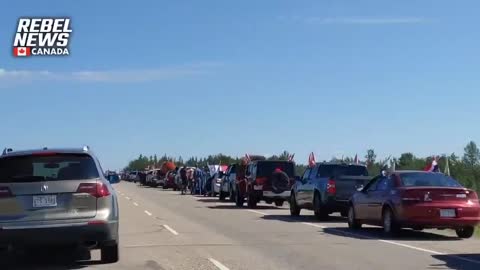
[{"x1": 3, "y1": 181, "x2": 480, "y2": 270}]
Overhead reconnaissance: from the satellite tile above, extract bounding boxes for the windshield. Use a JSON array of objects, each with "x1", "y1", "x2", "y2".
[
  {"x1": 318, "y1": 165, "x2": 369, "y2": 178},
  {"x1": 0, "y1": 154, "x2": 99, "y2": 182},
  {"x1": 399, "y1": 173, "x2": 462, "y2": 188}
]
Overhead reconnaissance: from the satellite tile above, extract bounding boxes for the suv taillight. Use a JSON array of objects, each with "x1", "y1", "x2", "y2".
[
  {"x1": 327, "y1": 179, "x2": 336, "y2": 195},
  {"x1": 0, "y1": 187, "x2": 12, "y2": 198},
  {"x1": 256, "y1": 177, "x2": 267, "y2": 185},
  {"x1": 76, "y1": 183, "x2": 111, "y2": 198}
]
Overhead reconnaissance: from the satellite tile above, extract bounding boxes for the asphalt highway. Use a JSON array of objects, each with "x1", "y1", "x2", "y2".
[{"x1": 2, "y1": 181, "x2": 480, "y2": 270}]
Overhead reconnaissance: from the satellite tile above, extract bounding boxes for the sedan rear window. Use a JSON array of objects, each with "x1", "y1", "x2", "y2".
[
  {"x1": 256, "y1": 162, "x2": 294, "y2": 177},
  {"x1": 0, "y1": 153, "x2": 99, "y2": 182},
  {"x1": 399, "y1": 172, "x2": 462, "y2": 187}
]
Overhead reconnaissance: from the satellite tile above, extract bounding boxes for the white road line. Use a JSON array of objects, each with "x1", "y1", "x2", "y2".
[
  {"x1": 301, "y1": 222, "x2": 327, "y2": 229},
  {"x1": 125, "y1": 196, "x2": 131, "y2": 200},
  {"x1": 133, "y1": 202, "x2": 139, "y2": 206},
  {"x1": 144, "y1": 210, "x2": 152, "y2": 216},
  {"x1": 299, "y1": 222, "x2": 480, "y2": 265},
  {"x1": 208, "y1": 258, "x2": 230, "y2": 270},
  {"x1": 163, "y1": 224, "x2": 179, "y2": 235},
  {"x1": 246, "y1": 209, "x2": 268, "y2": 215}
]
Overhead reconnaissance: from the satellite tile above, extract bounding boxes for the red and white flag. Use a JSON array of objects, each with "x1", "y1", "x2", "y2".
[
  {"x1": 13, "y1": 47, "x2": 31, "y2": 57},
  {"x1": 244, "y1": 153, "x2": 251, "y2": 163},
  {"x1": 308, "y1": 152, "x2": 316, "y2": 168}
]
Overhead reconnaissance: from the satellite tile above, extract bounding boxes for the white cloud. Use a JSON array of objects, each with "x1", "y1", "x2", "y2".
[
  {"x1": 284, "y1": 16, "x2": 430, "y2": 25},
  {"x1": 0, "y1": 62, "x2": 221, "y2": 85}
]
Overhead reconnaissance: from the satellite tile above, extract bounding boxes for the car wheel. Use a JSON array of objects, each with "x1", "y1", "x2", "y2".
[
  {"x1": 347, "y1": 205, "x2": 362, "y2": 230},
  {"x1": 274, "y1": 200, "x2": 284, "y2": 207},
  {"x1": 101, "y1": 243, "x2": 119, "y2": 263},
  {"x1": 455, "y1": 226, "x2": 475, "y2": 238},
  {"x1": 382, "y1": 207, "x2": 400, "y2": 236},
  {"x1": 313, "y1": 193, "x2": 328, "y2": 220},
  {"x1": 290, "y1": 194, "x2": 301, "y2": 216},
  {"x1": 235, "y1": 188, "x2": 244, "y2": 207}
]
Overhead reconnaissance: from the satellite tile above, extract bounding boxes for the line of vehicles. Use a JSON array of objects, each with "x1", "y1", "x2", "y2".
[{"x1": 126, "y1": 154, "x2": 480, "y2": 239}]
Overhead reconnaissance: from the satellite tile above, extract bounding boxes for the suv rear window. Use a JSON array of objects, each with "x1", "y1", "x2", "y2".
[
  {"x1": 0, "y1": 153, "x2": 99, "y2": 182},
  {"x1": 256, "y1": 162, "x2": 294, "y2": 177},
  {"x1": 317, "y1": 165, "x2": 368, "y2": 178},
  {"x1": 399, "y1": 172, "x2": 462, "y2": 187}
]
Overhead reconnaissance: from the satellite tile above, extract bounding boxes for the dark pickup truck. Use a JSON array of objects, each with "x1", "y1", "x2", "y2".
[{"x1": 290, "y1": 162, "x2": 371, "y2": 219}]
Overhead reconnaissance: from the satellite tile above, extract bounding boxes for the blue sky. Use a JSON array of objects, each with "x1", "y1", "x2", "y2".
[{"x1": 1, "y1": 0, "x2": 479, "y2": 170}]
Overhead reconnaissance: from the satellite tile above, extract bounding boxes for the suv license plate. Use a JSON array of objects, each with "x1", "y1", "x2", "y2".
[
  {"x1": 254, "y1": 185, "x2": 263, "y2": 190},
  {"x1": 440, "y1": 209, "x2": 456, "y2": 218},
  {"x1": 33, "y1": 195, "x2": 57, "y2": 208}
]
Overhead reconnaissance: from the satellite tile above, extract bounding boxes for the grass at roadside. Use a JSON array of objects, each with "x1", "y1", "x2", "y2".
[{"x1": 476, "y1": 226, "x2": 480, "y2": 238}]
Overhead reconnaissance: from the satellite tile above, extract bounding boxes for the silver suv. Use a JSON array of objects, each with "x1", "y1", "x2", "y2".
[{"x1": 0, "y1": 147, "x2": 119, "y2": 263}]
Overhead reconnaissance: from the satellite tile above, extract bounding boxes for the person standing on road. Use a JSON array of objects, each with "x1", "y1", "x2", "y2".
[{"x1": 179, "y1": 166, "x2": 188, "y2": 194}]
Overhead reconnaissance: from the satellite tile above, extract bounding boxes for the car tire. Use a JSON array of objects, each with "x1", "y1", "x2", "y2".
[
  {"x1": 274, "y1": 200, "x2": 284, "y2": 207},
  {"x1": 382, "y1": 207, "x2": 400, "y2": 236},
  {"x1": 290, "y1": 194, "x2": 301, "y2": 216},
  {"x1": 101, "y1": 243, "x2": 119, "y2": 263},
  {"x1": 347, "y1": 205, "x2": 362, "y2": 230},
  {"x1": 313, "y1": 193, "x2": 328, "y2": 220},
  {"x1": 163, "y1": 185, "x2": 168, "y2": 190},
  {"x1": 219, "y1": 191, "x2": 226, "y2": 201},
  {"x1": 235, "y1": 188, "x2": 244, "y2": 207},
  {"x1": 455, "y1": 226, "x2": 475, "y2": 238}
]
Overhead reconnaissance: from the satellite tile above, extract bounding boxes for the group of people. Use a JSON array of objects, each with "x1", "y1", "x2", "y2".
[{"x1": 176, "y1": 165, "x2": 215, "y2": 195}]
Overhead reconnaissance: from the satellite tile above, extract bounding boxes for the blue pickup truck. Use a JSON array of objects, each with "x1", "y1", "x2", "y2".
[{"x1": 290, "y1": 162, "x2": 371, "y2": 220}]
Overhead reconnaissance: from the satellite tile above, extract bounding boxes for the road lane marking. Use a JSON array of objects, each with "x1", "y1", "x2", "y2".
[
  {"x1": 144, "y1": 210, "x2": 152, "y2": 216},
  {"x1": 246, "y1": 210, "x2": 268, "y2": 215},
  {"x1": 133, "y1": 202, "x2": 139, "y2": 206},
  {"x1": 301, "y1": 222, "x2": 327, "y2": 229},
  {"x1": 208, "y1": 258, "x2": 230, "y2": 270},
  {"x1": 163, "y1": 224, "x2": 179, "y2": 235},
  {"x1": 299, "y1": 222, "x2": 480, "y2": 265},
  {"x1": 125, "y1": 196, "x2": 131, "y2": 200}
]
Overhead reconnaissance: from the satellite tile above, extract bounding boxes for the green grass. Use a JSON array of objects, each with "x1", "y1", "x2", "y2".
[{"x1": 475, "y1": 226, "x2": 480, "y2": 238}]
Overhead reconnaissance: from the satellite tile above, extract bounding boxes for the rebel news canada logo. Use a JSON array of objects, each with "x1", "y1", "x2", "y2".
[{"x1": 13, "y1": 18, "x2": 72, "y2": 57}]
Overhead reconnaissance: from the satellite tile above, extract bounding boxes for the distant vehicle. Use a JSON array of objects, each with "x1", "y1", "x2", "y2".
[
  {"x1": 236, "y1": 158, "x2": 294, "y2": 208},
  {"x1": 165, "y1": 170, "x2": 177, "y2": 190},
  {"x1": 0, "y1": 147, "x2": 119, "y2": 263},
  {"x1": 211, "y1": 170, "x2": 226, "y2": 197},
  {"x1": 347, "y1": 171, "x2": 480, "y2": 238},
  {"x1": 128, "y1": 171, "x2": 139, "y2": 182},
  {"x1": 105, "y1": 171, "x2": 120, "y2": 184},
  {"x1": 290, "y1": 162, "x2": 371, "y2": 219},
  {"x1": 219, "y1": 164, "x2": 237, "y2": 201}
]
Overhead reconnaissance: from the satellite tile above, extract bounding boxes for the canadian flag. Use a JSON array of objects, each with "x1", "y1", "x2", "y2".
[{"x1": 13, "y1": 47, "x2": 31, "y2": 57}]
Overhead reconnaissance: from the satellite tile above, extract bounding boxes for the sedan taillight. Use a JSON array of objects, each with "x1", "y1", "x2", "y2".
[{"x1": 76, "y1": 183, "x2": 111, "y2": 198}]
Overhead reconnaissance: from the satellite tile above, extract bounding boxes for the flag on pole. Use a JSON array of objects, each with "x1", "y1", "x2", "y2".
[
  {"x1": 354, "y1": 154, "x2": 359, "y2": 164},
  {"x1": 308, "y1": 152, "x2": 316, "y2": 168},
  {"x1": 244, "y1": 153, "x2": 251, "y2": 163},
  {"x1": 444, "y1": 157, "x2": 451, "y2": 176},
  {"x1": 424, "y1": 156, "x2": 439, "y2": 172}
]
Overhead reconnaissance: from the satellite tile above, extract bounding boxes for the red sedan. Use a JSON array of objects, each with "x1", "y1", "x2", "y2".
[{"x1": 348, "y1": 170, "x2": 480, "y2": 238}]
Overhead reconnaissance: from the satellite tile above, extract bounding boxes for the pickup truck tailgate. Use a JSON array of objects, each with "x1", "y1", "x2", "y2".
[{"x1": 335, "y1": 176, "x2": 372, "y2": 201}]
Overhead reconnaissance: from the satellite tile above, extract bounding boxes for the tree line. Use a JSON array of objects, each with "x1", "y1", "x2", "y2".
[{"x1": 125, "y1": 141, "x2": 480, "y2": 192}]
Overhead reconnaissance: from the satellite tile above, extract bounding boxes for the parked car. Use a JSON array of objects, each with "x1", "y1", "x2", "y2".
[
  {"x1": 0, "y1": 147, "x2": 119, "y2": 263},
  {"x1": 347, "y1": 170, "x2": 480, "y2": 238},
  {"x1": 145, "y1": 169, "x2": 165, "y2": 187},
  {"x1": 129, "y1": 171, "x2": 139, "y2": 182},
  {"x1": 211, "y1": 170, "x2": 226, "y2": 197},
  {"x1": 165, "y1": 170, "x2": 177, "y2": 190},
  {"x1": 290, "y1": 162, "x2": 371, "y2": 219},
  {"x1": 236, "y1": 159, "x2": 295, "y2": 208},
  {"x1": 219, "y1": 164, "x2": 237, "y2": 201},
  {"x1": 105, "y1": 171, "x2": 120, "y2": 184}
]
